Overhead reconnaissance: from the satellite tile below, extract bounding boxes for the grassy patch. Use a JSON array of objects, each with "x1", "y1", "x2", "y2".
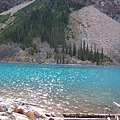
[{"x1": 0, "y1": 14, "x2": 10, "y2": 23}]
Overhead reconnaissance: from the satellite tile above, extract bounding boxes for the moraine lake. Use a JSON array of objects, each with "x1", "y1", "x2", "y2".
[{"x1": 0, "y1": 62, "x2": 120, "y2": 116}]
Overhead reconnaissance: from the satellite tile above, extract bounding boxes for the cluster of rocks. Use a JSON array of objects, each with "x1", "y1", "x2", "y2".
[{"x1": 0, "y1": 97, "x2": 57, "y2": 120}]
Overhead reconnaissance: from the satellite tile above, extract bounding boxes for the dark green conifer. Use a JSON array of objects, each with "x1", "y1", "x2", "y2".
[
  {"x1": 73, "y1": 42, "x2": 76, "y2": 56},
  {"x1": 69, "y1": 42, "x2": 72, "y2": 57}
]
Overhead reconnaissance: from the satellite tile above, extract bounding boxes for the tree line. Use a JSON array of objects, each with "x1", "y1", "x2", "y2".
[{"x1": 55, "y1": 40, "x2": 112, "y2": 65}]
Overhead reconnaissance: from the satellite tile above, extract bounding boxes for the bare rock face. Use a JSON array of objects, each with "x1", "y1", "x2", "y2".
[
  {"x1": 68, "y1": 5, "x2": 120, "y2": 64},
  {"x1": 0, "y1": 44, "x2": 21, "y2": 62}
]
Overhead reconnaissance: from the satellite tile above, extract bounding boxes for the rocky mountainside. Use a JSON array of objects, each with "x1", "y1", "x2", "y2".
[
  {"x1": 0, "y1": 0, "x2": 120, "y2": 65},
  {"x1": 68, "y1": 5, "x2": 120, "y2": 64},
  {"x1": 0, "y1": 0, "x2": 28, "y2": 13},
  {"x1": 73, "y1": 0, "x2": 120, "y2": 23},
  {"x1": 93, "y1": 0, "x2": 120, "y2": 23}
]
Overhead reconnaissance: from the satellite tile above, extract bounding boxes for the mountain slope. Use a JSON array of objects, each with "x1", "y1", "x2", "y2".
[
  {"x1": 68, "y1": 5, "x2": 120, "y2": 64},
  {"x1": 0, "y1": 0, "x2": 119, "y2": 65}
]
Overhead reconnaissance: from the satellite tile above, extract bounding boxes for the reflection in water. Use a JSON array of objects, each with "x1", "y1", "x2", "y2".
[{"x1": 0, "y1": 63, "x2": 120, "y2": 116}]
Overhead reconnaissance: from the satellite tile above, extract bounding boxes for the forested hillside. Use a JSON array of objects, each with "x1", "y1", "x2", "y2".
[{"x1": 0, "y1": 0, "x2": 116, "y2": 65}]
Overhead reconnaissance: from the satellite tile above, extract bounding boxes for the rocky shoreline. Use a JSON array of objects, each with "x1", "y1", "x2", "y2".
[{"x1": 0, "y1": 97, "x2": 58, "y2": 120}]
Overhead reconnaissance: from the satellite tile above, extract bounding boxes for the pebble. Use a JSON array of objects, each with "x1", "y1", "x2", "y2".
[
  {"x1": 0, "y1": 116, "x2": 9, "y2": 120},
  {"x1": 0, "y1": 97, "x2": 3, "y2": 102},
  {"x1": 0, "y1": 104, "x2": 8, "y2": 112}
]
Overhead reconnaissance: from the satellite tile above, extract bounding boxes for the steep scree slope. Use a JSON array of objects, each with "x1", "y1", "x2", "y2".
[{"x1": 69, "y1": 5, "x2": 120, "y2": 64}]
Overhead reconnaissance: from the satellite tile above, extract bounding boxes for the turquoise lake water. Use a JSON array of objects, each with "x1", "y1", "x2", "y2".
[{"x1": 0, "y1": 62, "x2": 120, "y2": 115}]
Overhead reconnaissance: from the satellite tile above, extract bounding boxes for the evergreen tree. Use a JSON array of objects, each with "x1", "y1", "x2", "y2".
[
  {"x1": 62, "y1": 44, "x2": 65, "y2": 53},
  {"x1": 77, "y1": 47, "x2": 80, "y2": 59},
  {"x1": 68, "y1": 42, "x2": 72, "y2": 57},
  {"x1": 89, "y1": 45, "x2": 93, "y2": 61},
  {"x1": 57, "y1": 57, "x2": 59, "y2": 64},
  {"x1": 96, "y1": 49, "x2": 100, "y2": 65},
  {"x1": 73, "y1": 42, "x2": 76, "y2": 56},
  {"x1": 80, "y1": 42, "x2": 84, "y2": 60},
  {"x1": 100, "y1": 47, "x2": 104, "y2": 62},
  {"x1": 65, "y1": 44, "x2": 68, "y2": 54},
  {"x1": 93, "y1": 44, "x2": 97, "y2": 62},
  {"x1": 86, "y1": 44, "x2": 89, "y2": 60},
  {"x1": 54, "y1": 47, "x2": 59, "y2": 53},
  {"x1": 66, "y1": 59, "x2": 69, "y2": 64},
  {"x1": 83, "y1": 40, "x2": 86, "y2": 61},
  {"x1": 59, "y1": 55, "x2": 62, "y2": 64},
  {"x1": 62, "y1": 53, "x2": 65, "y2": 64}
]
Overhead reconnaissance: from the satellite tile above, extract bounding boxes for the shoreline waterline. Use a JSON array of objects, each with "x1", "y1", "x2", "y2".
[{"x1": 0, "y1": 61, "x2": 120, "y2": 66}]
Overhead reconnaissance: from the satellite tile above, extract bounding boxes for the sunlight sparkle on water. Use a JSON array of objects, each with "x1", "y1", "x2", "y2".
[{"x1": 0, "y1": 63, "x2": 120, "y2": 116}]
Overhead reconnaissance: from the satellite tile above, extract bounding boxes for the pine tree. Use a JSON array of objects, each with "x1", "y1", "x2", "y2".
[
  {"x1": 62, "y1": 53, "x2": 65, "y2": 64},
  {"x1": 86, "y1": 44, "x2": 89, "y2": 60},
  {"x1": 77, "y1": 47, "x2": 80, "y2": 59},
  {"x1": 100, "y1": 47, "x2": 104, "y2": 62},
  {"x1": 80, "y1": 42, "x2": 84, "y2": 60},
  {"x1": 65, "y1": 44, "x2": 68, "y2": 54},
  {"x1": 41, "y1": 34, "x2": 45, "y2": 42},
  {"x1": 62, "y1": 44, "x2": 65, "y2": 53},
  {"x1": 69, "y1": 42, "x2": 72, "y2": 57},
  {"x1": 89, "y1": 45, "x2": 93, "y2": 61},
  {"x1": 66, "y1": 59, "x2": 69, "y2": 64},
  {"x1": 54, "y1": 47, "x2": 59, "y2": 53},
  {"x1": 96, "y1": 49, "x2": 100, "y2": 65},
  {"x1": 73, "y1": 42, "x2": 76, "y2": 56},
  {"x1": 83, "y1": 40, "x2": 86, "y2": 61},
  {"x1": 93, "y1": 44, "x2": 97, "y2": 62},
  {"x1": 60, "y1": 55, "x2": 62, "y2": 64}
]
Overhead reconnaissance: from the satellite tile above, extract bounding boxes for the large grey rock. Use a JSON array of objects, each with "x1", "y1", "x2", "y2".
[{"x1": 0, "y1": 44, "x2": 20, "y2": 61}]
